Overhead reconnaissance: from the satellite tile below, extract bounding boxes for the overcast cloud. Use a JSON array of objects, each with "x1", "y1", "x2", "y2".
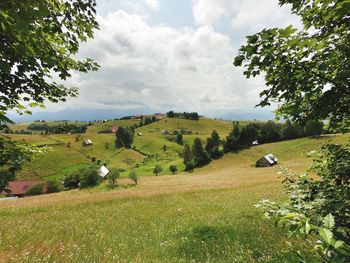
[{"x1": 23, "y1": 0, "x2": 301, "y2": 120}]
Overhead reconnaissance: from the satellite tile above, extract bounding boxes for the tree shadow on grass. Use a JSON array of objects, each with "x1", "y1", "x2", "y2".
[{"x1": 170, "y1": 226, "x2": 318, "y2": 263}]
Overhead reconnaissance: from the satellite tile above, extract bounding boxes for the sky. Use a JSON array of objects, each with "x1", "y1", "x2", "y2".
[{"x1": 11, "y1": 0, "x2": 301, "y2": 121}]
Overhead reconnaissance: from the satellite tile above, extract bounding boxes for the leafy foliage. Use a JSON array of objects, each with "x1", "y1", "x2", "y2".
[
  {"x1": 0, "y1": 0, "x2": 99, "y2": 114},
  {"x1": 108, "y1": 169, "x2": 120, "y2": 188},
  {"x1": 256, "y1": 144, "x2": 350, "y2": 262},
  {"x1": 128, "y1": 170, "x2": 138, "y2": 185},
  {"x1": 25, "y1": 184, "x2": 45, "y2": 196},
  {"x1": 234, "y1": 0, "x2": 350, "y2": 131},
  {"x1": 46, "y1": 180, "x2": 62, "y2": 193},
  {"x1": 0, "y1": 138, "x2": 48, "y2": 192},
  {"x1": 169, "y1": 165, "x2": 178, "y2": 174},
  {"x1": 62, "y1": 166, "x2": 101, "y2": 189},
  {"x1": 153, "y1": 165, "x2": 162, "y2": 176},
  {"x1": 115, "y1": 127, "x2": 134, "y2": 148}
]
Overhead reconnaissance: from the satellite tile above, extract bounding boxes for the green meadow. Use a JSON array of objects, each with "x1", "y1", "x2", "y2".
[{"x1": 1, "y1": 121, "x2": 349, "y2": 262}]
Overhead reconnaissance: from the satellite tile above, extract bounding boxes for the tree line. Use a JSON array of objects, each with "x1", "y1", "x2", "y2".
[
  {"x1": 27, "y1": 123, "x2": 88, "y2": 134},
  {"x1": 166, "y1": 111, "x2": 200, "y2": 120},
  {"x1": 183, "y1": 119, "x2": 324, "y2": 170},
  {"x1": 223, "y1": 120, "x2": 323, "y2": 152}
]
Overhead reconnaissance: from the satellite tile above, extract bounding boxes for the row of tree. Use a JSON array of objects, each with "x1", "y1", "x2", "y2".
[
  {"x1": 223, "y1": 120, "x2": 323, "y2": 152},
  {"x1": 167, "y1": 111, "x2": 200, "y2": 120},
  {"x1": 27, "y1": 123, "x2": 88, "y2": 134}
]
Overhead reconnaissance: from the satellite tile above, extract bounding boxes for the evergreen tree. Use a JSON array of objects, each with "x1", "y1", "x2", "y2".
[
  {"x1": 282, "y1": 120, "x2": 298, "y2": 140},
  {"x1": 115, "y1": 127, "x2": 134, "y2": 148},
  {"x1": 176, "y1": 133, "x2": 183, "y2": 145},
  {"x1": 305, "y1": 120, "x2": 324, "y2": 137},
  {"x1": 183, "y1": 144, "x2": 194, "y2": 171},
  {"x1": 192, "y1": 138, "x2": 210, "y2": 166}
]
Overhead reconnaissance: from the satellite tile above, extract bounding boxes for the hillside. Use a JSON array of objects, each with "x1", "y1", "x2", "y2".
[
  {"x1": 1, "y1": 134, "x2": 349, "y2": 262},
  {"x1": 2, "y1": 117, "x2": 235, "y2": 180}
]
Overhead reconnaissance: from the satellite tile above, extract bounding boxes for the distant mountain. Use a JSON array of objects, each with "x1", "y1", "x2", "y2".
[
  {"x1": 7, "y1": 107, "x2": 276, "y2": 123},
  {"x1": 7, "y1": 108, "x2": 155, "y2": 122},
  {"x1": 216, "y1": 110, "x2": 275, "y2": 121}
]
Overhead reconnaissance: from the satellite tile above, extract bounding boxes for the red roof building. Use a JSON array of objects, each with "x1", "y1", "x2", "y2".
[{"x1": 3, "y1": 181, "x2": 47, "y2": 197}]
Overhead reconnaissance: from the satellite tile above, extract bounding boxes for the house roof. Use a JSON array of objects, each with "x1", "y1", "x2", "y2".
[
  {"x1": 98, "y1": 165, "x2": 109, "y2": 178},
  {"x1": 263, "y1": 154, "x2": 278, "y2": 164},
  {"x1": 5, "y1": 181, "x2": 46, "y2": 196},
  {"x1": 83, "y1": 139, "x2": 93, "y2": 144}
]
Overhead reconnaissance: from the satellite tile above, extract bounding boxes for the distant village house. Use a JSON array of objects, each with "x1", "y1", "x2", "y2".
[
  {"x1": 131, "y1": 115, "x2": 143, "y2": 120},
  {"x1": 154, "y1": 113, "x2": 165, "y2": 120},
  {"x1": 1, "y1": 181, "x2": 47, "y2": 197},
  {"x1": 82, "y1": 139, "x2": 93, "y2": 146},
  {"x1": 98, "y1": 165, "x2": 109, "y2": 178},
  {"x1": 256, "y1": 154, "x2": 278, "y2": 167}
]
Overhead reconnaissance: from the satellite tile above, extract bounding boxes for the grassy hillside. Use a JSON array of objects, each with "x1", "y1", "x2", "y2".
[
  {"x1": 2, "y1": 118, "x2": 234, "y2": 180},
  {"x1": 2, "y1": 133, "x2": 347, "y2": 262}
]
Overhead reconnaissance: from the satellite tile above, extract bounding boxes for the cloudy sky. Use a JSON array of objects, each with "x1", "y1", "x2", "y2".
[{"x1": 14, "y1": 0, "x2": 301, "y2": 121}]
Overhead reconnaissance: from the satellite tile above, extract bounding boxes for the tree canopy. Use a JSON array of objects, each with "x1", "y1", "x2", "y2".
[
  {"x1": 0, "y1": 0, "x2": 99, "y2": 118},
  {"x1": 234, "y1": 0, "x2": 350, "y2": 131}
]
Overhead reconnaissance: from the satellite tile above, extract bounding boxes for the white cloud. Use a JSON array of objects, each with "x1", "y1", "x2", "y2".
[
  {"x1": 33, "y1": 1, "x2": 301, "y2": 118},
  {"x1": 192, "y1": 0, "x2": 301, "y2": 31},
  {"x1": 144, "y1": 0, "x2": 160, "y2": 11},
  {"x1": 49, "y1": 10, "x2": 266, "y2": 115}
]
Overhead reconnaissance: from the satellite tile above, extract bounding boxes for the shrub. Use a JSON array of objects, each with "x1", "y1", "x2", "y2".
[
  {"x1": 169, "y1": 165, "x2": 177, "y2": 174},
  {"x1": 63, "y1": 172, "x2": 81, "y2": 189},
  {"x1": 176, "y1": 133, "x2": 183, "y2": 145},
  {"x1": 79, "y1": 168, "x2": 101, "y2": 189},
  {"x1": 47, "y1": 180, "x2": 62, "y2": 193},
  {"x1": 25, "y1": 184, "x2": 44, "y2": 196},
  {"x1": 108, "y1": 169, "x2": 120, "y2": 188},
  {"x1": 153, "y1": 165, "x2": 162, "y2": 176},
  {"x1": 256, "y1": 144, "x2": 350, "y2": 262},
  {"x1": 128, "y1": 170, "x2": 138, "y2": 185}
]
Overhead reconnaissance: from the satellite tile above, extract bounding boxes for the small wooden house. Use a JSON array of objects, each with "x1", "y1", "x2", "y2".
[
  {"x1": 82, "y1": 139, "x2": 93, "y2": 146},
  {"x1": 256, "y1": 154, "x2": 278, "y2": 167},
  {"x1": 98, "y1": 165, "x2": 109, "y2": 178}
]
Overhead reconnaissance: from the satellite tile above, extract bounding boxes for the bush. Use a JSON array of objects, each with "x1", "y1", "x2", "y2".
[
  {"x1": 153, "y1": 165, "x2": 162, "y2": 176},
  {"x1": 63, "y1": 172, "x2": 81, "y2": 189},
  {"x1": 128, "y1": 170, "x2": 138, "y2": 185},
  {"x1": 256, "y1": 144, "x2": 350, "y2": 262},
  {"x1": 108, "y1": 169, "x2": 120, "y2": 188},
  {"x1": 25, "y1": 184, "x2": 44, "y2": 196},
  {"x1": 47, "y1": 180, "x2": 62, "y2": 193},
  {"x1": 169, "y1": 165, "x2": 177, "y2": 174},
  {"x1": 79, "y1": 168, "x2": 101, "y2": 189}
]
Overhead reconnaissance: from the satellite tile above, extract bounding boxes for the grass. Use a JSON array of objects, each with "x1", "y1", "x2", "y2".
[
  {"x1": 0, "y1": 185, "x2": 319, "y2": 262},
  {"x1": 1, "y1": 133, "x2": 349, "y2": 262}
]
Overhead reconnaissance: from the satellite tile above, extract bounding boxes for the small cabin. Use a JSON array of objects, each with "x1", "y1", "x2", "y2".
[
  {"x1": 252, "y1": 140, "x2": 259, "y2": 146},
  {"x1": 137, "y1": 132, "x2": 142, "y2": 136},
  {"x1": 256, "y1": 154, "x2": 278, "y2": 167},
  {"x1": 82, "y1": 139, "x2": 93, "y2": 146},
  {"x1": 98, "y1": 165, "x2": 109, "y2": 178}
]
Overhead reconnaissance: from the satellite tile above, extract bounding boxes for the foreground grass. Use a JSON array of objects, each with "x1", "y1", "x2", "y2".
[{"x1": 0, "y1": 183, "x2": 319, "y2": 262}]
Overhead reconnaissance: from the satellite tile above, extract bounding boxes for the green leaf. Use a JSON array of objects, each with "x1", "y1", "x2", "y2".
[
  {"x1": 318, "y1": 228, "x2": 333, "y2": 244},
  {"x1": 323, "y1": 213, "x2": 335, "y2": 229}
]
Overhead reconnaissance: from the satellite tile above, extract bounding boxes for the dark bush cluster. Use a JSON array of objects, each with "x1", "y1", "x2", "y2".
[
  {"x1": 27, "y1": 123, "x2": 88, "y2": 134},
  {"x1": 167, "y1": 111, "x2": 200, "y2": 120},
  {"x1": 63, "y1": 166, "x2": 101, "y2": 189},
  {"x1": 223, "y1": 120, "x2": 323, "y2": 152}
]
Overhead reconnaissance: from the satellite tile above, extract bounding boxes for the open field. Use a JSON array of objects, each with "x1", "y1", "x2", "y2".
[{"x1": 1, "y1": 133, "x2": 349, "y2": 262}]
